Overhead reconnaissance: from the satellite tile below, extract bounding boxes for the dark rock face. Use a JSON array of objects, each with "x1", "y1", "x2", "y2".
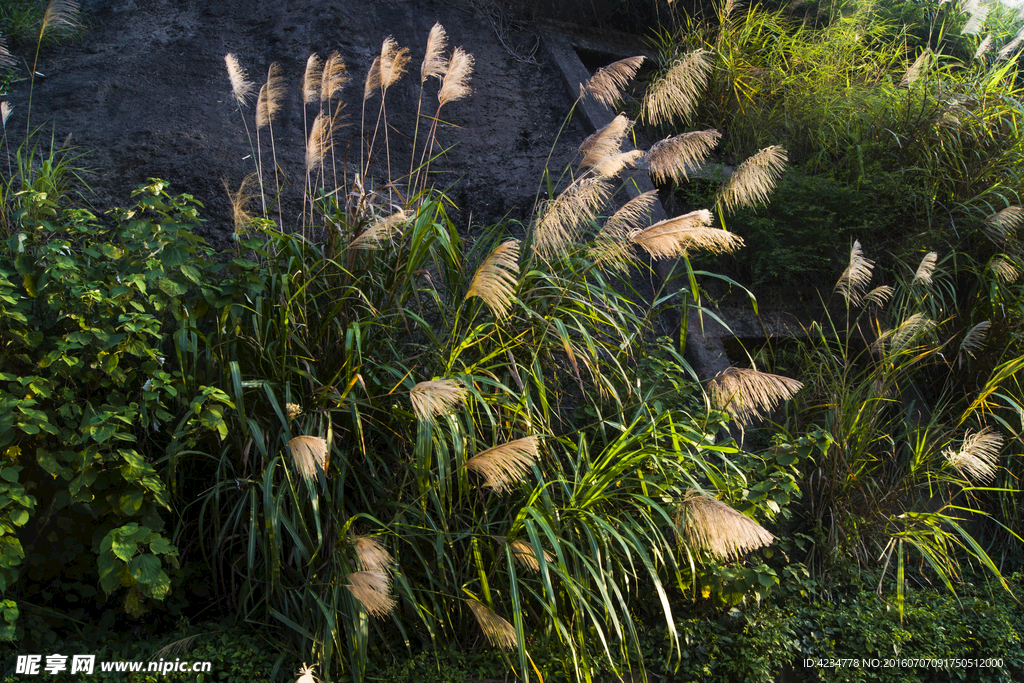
[{"x1": 9, "y1": 0, "x2": 585, "y2": 249}]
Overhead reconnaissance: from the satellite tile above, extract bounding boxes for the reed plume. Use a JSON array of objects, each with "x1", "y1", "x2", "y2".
[
  {"x1": 303, "y1": 54, "x2": 323, "y2": 104},
  {"x1": 716, "y1": 145, "x2": 787, "y2": 213},
  {"x1": 959, "y1": 320, "x2": 991, "y2": 361},
  {"x1": 410, "y1": 379, "x2": 468, "y2": 421},
  {"x1": 578, "y1": 114, "x2": 631, "y2": 169},
  {"x1": 998, "y1": 37, "x2": 1022, "y2": 60},
  {"x1": 363, "y1": 57, "x2": 382, "y2": 100},
  {"x1": 912, "y1": 252, "x2": 938, "y2": 286},
  {"x1": 225, "y1": 54, "x2": 255, "y2": 106},
  {"x1": 594, "y1": 150, "x2": 644, "y2": 178},
  {"x1": 465, "y1": 437, "x2": 540, "y2": 493},
  {"x1": 873, "y1": 313, "x2": 937, "y2": 353},
  {"x1": 630, "y1": 210, "x2": 743, "y2": 260},
  {"x1": 380, "y1": 36, "x2": 411, "y2": 91},
  {"x1": 438, "y1": 47, "x2": 475, "y2": 107},
  {"x1": 974, "y1": 35, "x2": 994, "y2": 59},
  {"x1": 256, "y1": 63, "x2": 285, "y2": 129},
  {"x1": 900, "y1": 49, "x2": 931, "y2": 86},
  {"x1": 581, "y1": 55, "x2": 645, "y2": 107},
  {"x1": 709, "y1": 367, "x2": 803, "y2": 424},
  {"x1": 590, "y1": 191, "x2": 657, "y2": 271},
  {"x1": 864, "y1": 285, "x2": 894, "y2": 307},
  {"x1": 990, "y1": 256, "x2": 1019, "y2": 283},
  {"x1": 421, "y1": 23, "x2": 449, "y2": 82},
  {"x1": 645, "y1": 129, "x2": 721, "y2": 183},
  {"x1": 350, "y1": 210, "x2": 407, "y2": 249},
  {"x1": 354, "y1": 536, "x2": 393, "y2": 574},
  {"x1": 286, "y1": 402, "x2": 303, "y2": 421},
  {"x1": 41, "y1": 0, "x2": 81, "y2": 36},
  {"x1": 286, "y1": 435, "x2": 329, "y2": 482},
  {"x1": 346, "y1": 571, "x2": 396, "y2": 617},
  {"x1": 1, "y1": 102, "x2": 10, "y2": 125},
  {"x1": 642, "y1": 50, "x2": 712, "y2": 125},
  {"x1": 0, "y1": 39, "x2": 16, "y2": 71},
  {"x1": 222, "y1": 174, "x2": 260, "y2": 235},
  {"x1": 465, "y1": 600, "x2": 517, "y2": 650},
  {"x1": 984, "y1": 205, "x2": 1023, "y2": 243},
  {"x1": 962, "y1": 4, "x2": 989, "y2": 35},
  {"x1": 466, "y1": 240, "x2": 521, "y2": 319},
  {"x1": 944, "y1": 427, "x2": 1003, "y2": 483},
  {"x1": 506, "y1": 538, "x2": 554, "y2": 572},
  {"x1": 533, "y1": 176, "x2": 610, "y2": 259},
  {"x1": 306, "y1": 112, "x2": 331, "y2": 171},
  {"x1": 320, "y1": 52, "x2": 350, "y2": 102},
  {"x1": 835, "y1": 240, "x2": 874, "y2": 305},
  {"x1": 676, "y1": 491, "x2": 774, "y2": 560}
]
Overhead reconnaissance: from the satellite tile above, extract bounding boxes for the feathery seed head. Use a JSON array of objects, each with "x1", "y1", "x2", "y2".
[
  {"x1": 594, "y1": 149, "x2": 644, "y2": 178},
  {"x1": 466, "y1": 600, "x2": 517, "y2": 650},
  {"x1": 286, "y1": 435, "x2": 329, "y2": 482},
  {"x1": 590, "y1": 191, "x2": 657, "y2": 271},
  {"x1": 466, "y1": 240, "x2": 521, "y2": 319},
  {"x1": 0, "y1": 39, "x2": 16, "y2": 71},
  {"x1": 676, "y1": 491, "x2": 774, "y2": 560},
  {"x1": 422, "y1": 23, "x2": 449, "y2": 83},
  {"x1": 864, "y1": 285, "x2": 894, "y2": 307},
  {"x1": 41, "y1": 0, "x2": 81, "y2": 37},
  {"x1": 364, "y1": 57, "x2": 382, "y2": 100},
  {"x1": 962, "y1": 4, "x2": 990, "y2": 35},
  {"x1": 645, "y1": 129, "x2": 721, "y2": 183},
  {"x1": 295, "y1": 663, "x2": 317, "y2": 683},
  {"x1": 303, "y1": 54, "x2": 323, "y2": 104},
  {"x1": 912, "y1": 252, "x2": 939, "y2": 286},
  {"x1": 465, "y1": 437, "x2": 540, "y2": 493},
  {"x1": 320, "y1": 52, "x2": 350, "y2": 102},
  {"x1": 975, "y1": 35, "x2": 994, "y2": 59},
  {"x1": 286, "y1": 402, "x2": 303, "y2": 421},
  {"x1": 709, "y1": 367, "x2": 803, "y2": 425},
  {"x1": 256, "y1": 63, "x2": 285, "y2": 129},
  {"x1": 944, "y1": 427, "x2": 1002, "y2": 483},
  {"x1": 716, "y1": 145, "x2": 787, "y2": 213},
  {"x1": 835, "y1": 240, "x2": 874, "y2": 305},
  {"x1": 900, "y1": 49, "x2": 932, "y2": 86},
  {"x1": 306, "y1": 113, "x2": 332, "y2": 171},
  {"x1": 346, "y1": 571, "x2": 396, "y2": 617},
  {"x1": 350, "y1": 210, "x2": 408, "y2": 249},
  {"x1": 578, "y1": 114, "x2": 632, "y2": 169},
  {"x1": 642, "y1": 50, "x2": 712, "y2": 125},
  {"x1": 223, "y1": 174, "x2": 260, "y2": 234},
  {"x1": 985, "y1": 206, "x2": 1024, "y2": 243},
  {"x1": 582, "y1": 55, "x2": 645, "y2": 107},
  {"x1": 438, "y1": 47, "x2": 474, "y2": 106},
  {"x1": 873, "y1": 313, "x2": 937, "y2": 354},
  {"x1": 225, "y1": 54, "x2": 255, "y2": 106},
  {"x1": 998, "y1": 37, "x2": 1022, "y2": 60},
  {"x1": 507, "y1": 538, "x2": 554, "y2": 572},
  {"x1": 1, "y1": 102, "x2": 11, "y2": 126},
  {"x1": 380, "y1": 36, "x2": 411, "y2": 91},
  {"x1": 630, "y1": 210, "x2": 742, "y2": 260},
  {"x1": 960, "y1": 320, "x2": 991, "y2": 361},
  {"x1": 354, "y1": 536, "x2": 393, "y2": 574},
  {"x1": 532, "y1": 176, "x2": 611, "y2": 259},
  {"x1": 410, "y1": 379, "x2": 468, "y2": 421},
  {"x1": 991, "y1": 256, "x2": 1019, "y2": 282}
]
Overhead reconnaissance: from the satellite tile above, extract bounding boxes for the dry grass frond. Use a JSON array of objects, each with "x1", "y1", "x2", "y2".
[
  {"x1": 991, "y1": 256, "x2": 1020, "y2": 282},
  {"x1": 507, "y1": 538, "x2": 554, "y2": 572},
  {"x1": 579, "y1": 114, "x2": 632, "y2": 169},
  {"x1": 350, "y1": 210, "x2": 408, "y2": 249},
  {"x1": 709, "y1": 366, "x2": 803, "y2": 425},
  {"x1": 256, "y1": 63, "x2": 285, "y2": 129},
  {"x1": 286, "y1": 403, "x2": 302, "y2": 421},
  {"x1": 438, "y1": 47, "x2": 475, "y2": 107},
  {"x1": 286, "y1": 435, "x2": 328, "y2": 481},
  {"x1": 465, "y1": 437, "x2": 540, "y2": 493},
  {"x1": 590, "y1": 191, "x2": 657, "y2": 271},
  {"x1": 0, "y1": 102, "x2": 10, "y2": 126},
  {"x1": 642, "y1": 50, "x2": 712, "y2": 125},
  {"x1": 716, "y1": 145, "x2": 787, "y2": 213},
  {"x1": 960, "y1": 320, "x2": 991, "y2": 361},
  {"x1": 467, "y1": 240, "x2": 521, "y2": 319},
  {"x1": 320, "y1": 52, "x2": 349, "y2": 102},
  {"x1": 900, "y1": 49, "x2": 932, "y2": 86},
  {"x1": 532, "y1": 176, "x2": 610, "y2": 259},
  {"x1": 222, "y1": 174, "x2": 260, "y2": 234},
  {"x1": 410, "y1": 379, "x2": 468, "y2": 421},
  {"x1": 984, "y1": 206, "x2": 1024, "y2": 243},
  {"x1": 303, "y1": 54, "x2": 323, "y2": 104},
  {"x1": 835, "y1": 240, "x2": 874, "y2": 305},
  {"x1": 944, "y1": 427, "x2": 1003, "y2": 483},
  {"x1": 630, "y1": 210, "x2": 743, "y2": 260},
  {"x1": 380, "y1": 36, "x2": 411, "y2": 91},
  {"x1": 465, "y1": 600, "x2": 517, "y2": 650},
  {"x1": 41, "y1": 0, "x2": 80, "y2": 36},
  {"x1": 645, "y1": 130, "x2": 721, "y2": 183},
  {"x1": 998, "y1": 37, "x2": 1022, "y2": 60},
  {"x1": 963, "y1": 4, "x2": 990, "y2": 35},
  {"x1": 863, "y1": 286, "x2": 893, "y2": 308},
  {"x1": 962, "y1": 0, "x2": 980, "y2": 14},
  {"x1": 422, "y1": 23, "x2": 449, "y2": 83},
  {"x1": 582, "y1": 55, "x2": 645, "y2": 107},
  {"x1": 912, "y1": 252, "x2": 938, "y2": 286},
  {"x1": 874, "y1": 313, "x2": 937, "y2": 354},
  {"x1": 354, "y1": 536, "x2": 393, "y2": 574},
  {"x1": 975, "y1": 35, "x2": 994, "y2": 59},
  {"x1": 306, "y1": 113, "x2": 331, "y2": 171},
  {"x1": 676, "y1": 491, "x2": 774, "y2": 560},
  {"x1": 225, "y1": 54, "x2": 255, "y2": 106},
  {"x1": 346, "y1": 571, "x2": 396, "y2": 617},
  {"x1": 594, "y1": 150, "x2": 644, "y2": 178},
  {"x1": 364, "y1": 57, "x2": 382, "y2": 100},
  {"x1": 295, "y1": 664, "x2": 317, "y2": 683},
  {"x1": 0, "y1": 39, "x2": 16, "y2": 71}
]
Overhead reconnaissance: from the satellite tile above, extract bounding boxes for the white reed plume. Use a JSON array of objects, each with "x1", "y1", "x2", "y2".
[
  {"x1": 962, "y1": 3, "x2": 990, "y2": 35},
  {"x1": 256, "y1": 63, "x2": 285, "y2": 129},
  {"x1": 1, "y1": 102, "x2": 11, "y2": 125},
  {"x1": 578, "y1": 114, "x2": 632, "y2": 169},
  {"x1": 581, "y1": 55, "x2": 645, "y2": 107},
  {"x1": 716, "y1": 145, "x2": 787, "y2": 213},
  {"x1": 438, "y1": 47, "x2": 474, "y2": 106},
  {"x1": 912, "y1": 252, "x2": 938, "y2": 286},
  {"x1": 505, "y1": 538, "x2": 554, "y2": 572},
  {"x1": 959, "y1": 320, "x2": 991, "y2": 362},
  {"x1": 630, "y1": 210, "x2": 743, "y2": 260},
  {"x1": 974, "y1": 35, "x2": 994, "y2": 59},
  {"x1": 900, "y1": 49, "x2": 932, "y2": 86},
  {"x1": 363, "y1": 57, "x2": 382, "y2": 100},
  {"x1": 295, "y1": 664, "x2": 317, "y2": 683},
  {"x1": 306, "y1": 112, "x2": 331, "y2": 171},
  {"x1": 532, "y1": 176, "x2": 611, "y2": 259},
  {"x1": 0, "y1": 39, "x2": 14, "y2": 71},
  {"x1": 421, "y1": 23, "x2": 449, "y2": 83},
  {"x1": 286, "y1": 436, "x2": 329, "y2": 481},
  {"x1": 709, "y1": 366, "x2": 803, "y2": 425},
  {"x1": 354, "y1": 536, "x2": 393, "y2": 574},
  {"x1": 676, "y1": 492, "x2": 774, "y2": 560},
  {"x1": 286, "y1": 402, "x2": 303, "y2": 421},
  {"x1": 944, "y1": 427, "x2": 1003, "y2": 483},
  {"x1": 41, "y1": 0, "x2": 80, "y2": 36},
  {"x1": 835, "y1": 240, "x2": 874, "y2": 305},
  {"x1": 594, "y1": 150, "x2": 645, "y2": 178},
  {"x1": 645, "y1": 129, "x2": 721, "y2": 183},
  {"x1": 590, "y1": 191, "x2": 657, "y2": 271},
  {"x1": 303, "y1": 54, "x2": 323, "y2": 104},
  {"x1": 346, "y1": 571, "x2": 396, "y2": 617},
  {"x1": 222, "y1": 174, "x2": 260, "y2": 234},
  {"x1": 873, "y1": 313, "x2": 937, "y2": 354},
  {"x1": 467, "y1": 241, "x2": 521, "y2": 319},
  {"x1": 990, "y1": 256, "x2": 1020, "y2": 283},
  {"x1": 379, "y1": 36, "x2": 411, "y2": 91},
  {"x1": 998, "y1": 37, "x2": 1023, "y2": 60},
  {"x1": 465, "y1": 437, "x2": 540, "y2": 493},
  {"x1": 350, "y1": 210, "x2": 408, "y2": 250},
  {"x1": 642, "y1": 50, "x2": 712, "y2": 125},
  {"x1": 225, "y1": 54, "x2": 255, "y2": 106},
  {"x1": 465, "y1": 600, "x2": 517, "y2": 650},
  {"x1": 320, "y1": 52, "x2": 349, "y2": 102},
  {"x1": 410, "y1": 379, "x2": 468, "y2": 421},
  {"x1": 984, "y1": 206, "x2": 1023, "y2": 243}
]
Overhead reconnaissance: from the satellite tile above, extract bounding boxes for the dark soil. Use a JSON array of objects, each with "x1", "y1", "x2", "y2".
[{"x1": 6, "y1": 0, "x2": 588, "y2": 250}]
